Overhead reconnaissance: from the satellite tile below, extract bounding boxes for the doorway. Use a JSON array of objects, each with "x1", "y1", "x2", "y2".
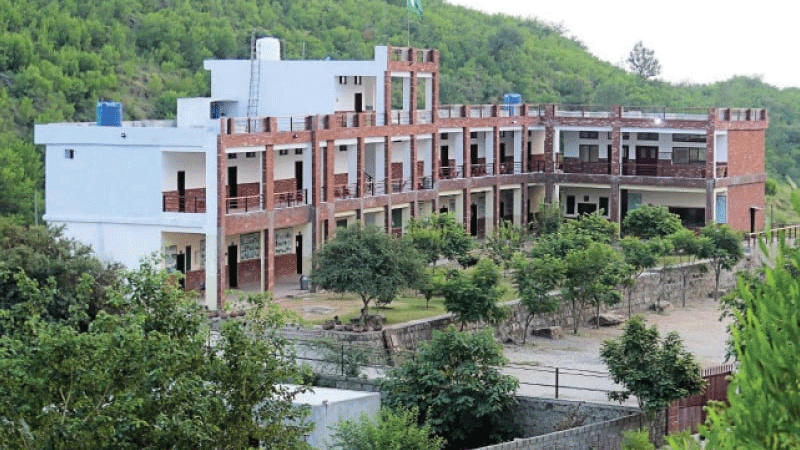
[
  {"x1": 228, "y1": 166, "x2": 238, "y2": 208},
  {"x1": 470, "y1": 204, "x2": 478, "y2": 236},
  {"x1": 295, "y1": 161, "x2": 303, "y2": 193},
  {"x1": 354, "y1": 93, "x2": 363, "y2": 113},
  {"x1": 176, "y1": 253, "x2": 186, "y2": 289},
  {"x1": 635, "y1": 146, "x2": 658, "y2": 176},
  {"x1": 177, "y1": 171, "x2": 186, "y2": 212},
  {"x1": 295, "y1": 235, "x2": 303, "y2": 274},
  {"x1": 227, "y1": 244, "x2": 238, "y2": 288}
]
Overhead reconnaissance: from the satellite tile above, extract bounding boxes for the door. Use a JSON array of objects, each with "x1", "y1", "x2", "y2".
[
  {"x1": 176, "y1": 253, "x2": 186, "y2": 289},
  {"x1": 750, "y1": 207, "x2": 756, "y2": 234},
  {"x1": 185, "y1": 246, "x2": 191, "y2": 272},
  {"x1": 295, "y1": 235, "x2": 303, "y2": 274},
  {"x1": 354, "y1": 93, "x2": 363, "y2": 113},
  {"x1": 470, "y1": 204, "x2": 478, "y2": 236},
  {"x1": 635, "y1": 146, "x2": 658, "y2": 176},
  {"x1": 295, "y1": 161, "x2": 303, "y2": 195},
  {"x1": 177, "y1": 171, "x2": 186, "y2": 212},
  {"x1": 439, "y1": 145, "x2": 450, "y2": 177},
  {"x1": 228, "y1": 166, "x2": 238, "y2": 209},
  {"x1": 228, "y1": 244, "x2": 238, "y2": 289}
]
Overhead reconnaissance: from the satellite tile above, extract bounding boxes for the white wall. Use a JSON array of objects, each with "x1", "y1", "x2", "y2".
[
  {"x1": 226, "y1": 152, "x2": 262, "y2": 184},
  {"x1": 162, "y1": 152, "x2": 206, "y2": 190},
  {"x1": 56, "y1": 221, "x2": 163, "y2": 268},
  {"x1": 293, "y1": 387, "x2": 380, "y2": 450},
  {"x1": 274, "y1": 148, "x2": 307, "y2": 181}
]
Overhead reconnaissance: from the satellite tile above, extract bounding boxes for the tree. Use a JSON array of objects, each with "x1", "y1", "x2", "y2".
[
  {"x1": 531, "y1": 202, "x2": 563, "y2": 236},
  {"x1": 683, "y1": 219, "x2": 800, "y2": 449},
  {"x1": 619, "y1": 237, "x2": 667, "y2": 316},
  {"x1": 698, "y1": 223, "x2": 743, "y2": 302},
  {"x1": 627, "y1": 41, "x2": 662, "y2": 79},
  {"x1": 562, "y1": 242, "x2": 630, "y2": 334},
  {"x1": 600, "y1": 315, "x2": 706, "y2": 416},
  {"x1": 441, "y1": 259, "x2": 507, "y2": 329},
  {"x1": 563, "y1": 210, "x2": 618, "y2": 244},
  {"x1": 485, "y1": 220, "x2": 528, "y2": 270},
  {"x1": 405, "y1": 213, "x2": 473, "y2": 266},
  {"x1": 622, "y1": 205, "x2": 682, "y2": 239},
  {"x1": 381, "y1": 326, "x2": 519, "y2": 450},
  {"x1": 312, "y1": 225, "x2": 426, "y2": 326},
  {"x1": 668, "y1": 229, "x2": 706, "y2": 307},
  {"x1": 329, "y1": 408, "x2": 445, "y2": 450},
  {"x1": 0, "y1": 259, "x2": 312, "y2": 449},
  {"x1": 513, "y1": 253, "x2": 564, "y2": 344}
]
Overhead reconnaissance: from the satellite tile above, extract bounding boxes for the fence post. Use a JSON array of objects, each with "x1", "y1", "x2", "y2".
[
  {"x1": 341, "y1": 345, "x2": 345, "y2": 376},
  {"x1": 555, "y1": 367, "x2": 559, "y2": 399}
]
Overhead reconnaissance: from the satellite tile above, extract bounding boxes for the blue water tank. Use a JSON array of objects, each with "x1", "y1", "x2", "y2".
[
  {"x1": 96, "y1": 101, "x2": 123, "y2": 126},
  {"x1": 503, "y1": 93, "x2": 522, "y2": 114}
]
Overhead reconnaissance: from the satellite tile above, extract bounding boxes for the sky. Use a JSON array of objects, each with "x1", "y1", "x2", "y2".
[{"x1": 444, "y1": 0, "x2": 798, "y2": 89}]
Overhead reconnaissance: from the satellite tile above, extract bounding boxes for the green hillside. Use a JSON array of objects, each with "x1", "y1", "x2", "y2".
[{"x1": 2, "y1": 0, "x2": 800, "y2": 222}]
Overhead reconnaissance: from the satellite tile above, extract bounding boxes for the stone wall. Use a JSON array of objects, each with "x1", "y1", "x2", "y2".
[{"x1": 512, "y1": 397, "x2": 639, "y2": 438}]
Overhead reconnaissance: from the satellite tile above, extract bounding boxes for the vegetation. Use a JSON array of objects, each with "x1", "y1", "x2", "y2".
[
  {"x1": 512, "y1": 253, "x2": 564, "y2": 344},
  {"x1": 0, "y1": 224, "x2": 312, "y2": 449},
  {"x1": 619, "y1": 236, "x2": 667, "y2": 315},
  {"x1": 441, "y1": 259, "x2": 507, "y2": 329},
  {"x1": 405, "y1": 213, "x2": 473, "y2": 265},
  {"x1": 382, "y1": 326, "x2": 519, "y2": 450},
  {"x1": 668, "y1": 229, "x2": 705, "y2": 307},
  {"x1": 600, "y1": 315, "x2": 706, "y2": 415},
  {"x1": 698, "y1": 223, "x2": 743, "y2": 302},
  {"x1": 627, "y1": 41, "x2": 661, "y2": 79},
  {"x1": 622, "y1": 205, "x2": 683, "y2": 239},
  {"x1": 311, "y1": 225, "x2": 426, "y2": 326},
  {"x1": 330, "y1": 408, "x2": 445, "y2": 450}
]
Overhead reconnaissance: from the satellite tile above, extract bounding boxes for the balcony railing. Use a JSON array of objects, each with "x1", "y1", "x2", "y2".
[
  {"x1": 275, "y1": 189, "x2": 308, "y2": 208},
  {"x1": 497, "y1": 161, "x2": 521, "y2": 175},
  {"x1": 163, "y1": 192, "x2": 206, "y2": 213},
  {"x1": 332, "y1": 183, "x2": 357, "y2": 200},
  {"x1": 275, "y1": 116, "x2": 310, "y2": 132},
  {"x1": 470, "y1": 163, "x2": 494, "y2": 177},
  {"x1": 439, "y1": 164, "x2": 463, "y2": 180},
  {"x1": 226, "y1": 194, "x2": 263, "y2": 214},
  {"x1": 526, "y1": 159, "x2": 547, "y2": 173},
  {"x1": 622, "y1": 106, "x2": 708, "y2": 121},
  {"x1": 391, "y1": 177, "x2": 412, "y2": 192},
  {"x1": 365, "y1": 180, "x2": 386, "y2": 197},
  {"x1": 555, "y1": 105, "x2": 613, "y2": 118},
  {"x1": 388, "y1": 110, "x2": 412, "y2": 125}
]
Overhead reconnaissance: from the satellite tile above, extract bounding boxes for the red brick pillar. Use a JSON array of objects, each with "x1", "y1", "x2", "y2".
[
  {"x1": 493, "y1": 127, "x2": 500, "y2": 175},
  {"x1": 610, "y1": 126, "x2": 621, "y2": 176},
  {"x1": 432, "y1": 131, "x2": 440, "y2": 183},
  {"x1": 544, "y1": 125, "x2": 555, "y2": 174},
  {"x1": 521, "y1": 183, "x2": 529, "y2": 226},
  {"x1": 521, "y1": 126, "x2": 529, "y2": 173},
  {"x1": 264, "y1": 145, "x2": 274, "y2": 211},
  {"x1": 384, "y1": 72, "x2": 392, "y2": 125},
  {"x1": 357, "y1": 137, "x2": 366, "y2": 197},
  {"x1": 265, "y1": 227, "x2": 275, "y2": 292},
  {"x1": 410, "y1": 135, "x2": 418, "y2": 190},
  {"x1": 311, "y1": 121, "x2": 321, "y2": 206},
  {"x1": 463, "y1": 127, "x2": 471, "y2": 178},
  {"x1": 325, "y1": 140, "x2": 335, "y2": 203},
  {"x1": 431, "y1": 70, "x2": 439, "y2": 123},
  {"x1": 384, "y1": 136, "x2": 393, "y2": 195}
]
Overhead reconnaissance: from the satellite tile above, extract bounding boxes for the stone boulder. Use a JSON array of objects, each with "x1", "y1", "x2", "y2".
[
  {"x1": 533, "y1": 326, "x2": 564, "y2": 340},
  {"x1": 589, "y1": 313, "x2": 624, "y2": 327}
]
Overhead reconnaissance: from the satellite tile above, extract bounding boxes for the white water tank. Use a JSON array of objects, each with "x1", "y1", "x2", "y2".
[{"x1": 256, "y1": 37, "x2": 280, "y2": 60}]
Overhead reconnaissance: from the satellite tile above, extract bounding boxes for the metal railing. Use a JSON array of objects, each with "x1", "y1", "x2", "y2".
[
  {"x1": 439, "y1": 164, "x2": 464, "y2": 179},
  {"x1": 555, "y1": 105, "x2": 614, "y2": 118},
  {"x1": 526, "y1": 159, "x2": 547, "y2": 173},
  {"x1": 274, "y1": 189, "x2": 307, "y2": 208},
  {"x1": 469, "y1": 163, "x2": 494, "y2": 177},
  {"x1": 497, "y1": 161, "x2": 521, "y2": 175},
  {"x1": 623, "y1": 106, "x2": 708, "y2": 121},
  {"x1": 225, "y1": 194, "x2": 263, "y2": 214},
  {"x1": 391, "y1": 177, "x2": 412, "y2": 192},
  {"x1": 162, "y1": 192, "x2": 206, "y2": 213}
]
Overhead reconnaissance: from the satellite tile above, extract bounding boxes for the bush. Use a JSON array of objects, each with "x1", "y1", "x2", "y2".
[
  {"x1": 329, "y1": 408, "x2": 444, "y2": 450},
  {"x1": 621, "y1": 429, "x2": 655, "y2": 450}
]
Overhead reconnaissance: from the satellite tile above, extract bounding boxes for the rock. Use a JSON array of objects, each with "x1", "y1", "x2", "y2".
[
  {"x1": 533, "y1": 326, "x2": 564, "y2": 340},
  {"x1": 650, "y1": 301, "x2": 672, "y2": 313},
  {"x1": 322, "y1": 322, "x2": 335, "y2": 330},
  {"x1": 589, "y1": 313, "x2": 623, "y2": 327}
]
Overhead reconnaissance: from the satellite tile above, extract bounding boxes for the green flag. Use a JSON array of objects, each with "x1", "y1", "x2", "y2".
[{"x1": 407, "y1": 0, "x2": 423, "y2": 17}]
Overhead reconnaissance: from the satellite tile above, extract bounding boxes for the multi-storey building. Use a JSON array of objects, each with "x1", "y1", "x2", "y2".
[{"x1": 35, "y1": 40, "x2": 769, "y2": 310}]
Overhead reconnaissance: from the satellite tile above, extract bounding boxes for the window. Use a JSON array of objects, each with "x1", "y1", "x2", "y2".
[
  {"x1": 672, "y1": 147, "x2": 706, "y2": 164},
  {"x1": 607, "y1": 132, "x2": 613, "y2": 139},
  {"x1": 440, "y1": 133, "x2": 448, "y2": 140},
  {"x1": 354, "y1": 76, "x2": 363, "y2": 85},
  {"x1": 470, "y1": 132, "x2": 478, "y2": 139},
  {"x1": 622, "y1": 132, "x2": 630, "y2": 140},
  {"x1": 579, "y1": 144, "x2": 599, "y2": 162},
  {"x1": 294, "y1": 148, "x2": 303, "y2": 155},
  {"x1": 64, "y1": 149, "x2": 74, "y2": 159},
  {"x1": 338, "y1": 76, "x2": 347, "y2": 85},
  {"x1": 579, "y1": 131, "x2": 599, "y2": 139},
  {"x1": 637, "y1": 132, "x2": 659, "y2": 141},
  {"x1": 245, "y1": 152, "x2": 256, "y2": 158},
  {"x1": 566, "y1": 195, "x2": 576, "y2": 215},
  {"x1": 673, "y1": 133, "x2": 706, "y2": 143},
  {"x1": 599, "y1": 197, "x2": 609, "y2": 216},
  {"x1": 278, "y1": 149, "x2": 289, "y2": 156},
  {"x1": 227, "y1": 153, "x2": 237, "y2": 159}
]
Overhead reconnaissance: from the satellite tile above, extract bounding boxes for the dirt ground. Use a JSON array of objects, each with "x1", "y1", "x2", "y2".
[{"x1": 502, "y1": 296, "x2": 731, "y2": 405}]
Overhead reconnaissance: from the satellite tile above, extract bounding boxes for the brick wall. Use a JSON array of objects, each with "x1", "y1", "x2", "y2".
[
  {"x1": 726, "y1": 129, "x2": 765, "y2": 177},
  {"x1": 185, "y1": 269, "x2": 205, "y2": 291},
  {"x1": 727, "y1": 182, "x2": 764, "y2": 232},
  {"x1": 274, "y1": 179, "x2": 296, "y2": 193},
  {"x1": 238, "y1": 258, "x2": 260, "y2": 285},
  {"x1": 275, "y1": 253, "x2": 297, "y2": 277}
]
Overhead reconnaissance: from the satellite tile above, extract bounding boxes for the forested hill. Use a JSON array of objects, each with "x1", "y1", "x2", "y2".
[{"x1": 2, "y1": 0, "x2": 800, "y2": 222}]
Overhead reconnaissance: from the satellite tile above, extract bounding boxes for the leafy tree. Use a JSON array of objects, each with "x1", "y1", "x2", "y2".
[
  {"x1": 698, "y1": 223, "x2": 743, "y2": 302},
  {"x1": 329, "y1": 407, "x2": 445, "y2": 450},
  {"x1": 0, "y1": 218, "x2": 121, "y2": 331},
  {"x1": 485, "y1": 220, "x2": 528, "y2": 270},
  {"x1": 381, "y1": 326, "x2": 519, "y2": 450},
  {"x1": 563, "y1": 210, "x2": 618, "y2": 244},
  {"x1": 0, "y1": 259, "x2": 311, "y2": 449},
  {"x1": 562, "y1": 242, "x2": 630, "y2": 334},
  {"x1": 627, "y1": 41, "x2": 662, "y2": 79},
  {"x1": 622, "y1": 205, "x2": 682, "y2": 239},
  {"x1": 684, "y1": 217, "x2": 800, "y2": 449},
  {"x1": 619, "y1": 237, "x2": 667, "y2": 316},
  {"x1": 512, "y1": 253, "x2": 564, "y2": 344},
  {"x1": 668, "y1": 229, "x2": 707, "y2": 307},
  {"x1": 531, "y1": 202, "x2": 563, "y2": 236},
  {"x1": 312, "y1": 225, "x2": 426, "y2": 326},
  {"x1": 417, "y1": 267, "x2": 445, "y2": 309},
  {"x1": 441, "y1": 259, "x2": 507, "y2": 329},
  {"x1": 600, "y1": 315, "x2": 706, "y2": 415},
  {"x1": 405, "y1": 213, "x2": 473, "y2": 265}
]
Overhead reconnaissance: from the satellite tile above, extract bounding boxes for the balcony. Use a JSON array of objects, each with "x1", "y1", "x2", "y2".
[
  {"x1": 163, "y1": 191, "x2": 206, "y2": 213},
  {"x1": 226, "y1": 194, "x2": 263, "y2": 214},
  {"x1": 439, "y1": 164, "x2": 463, "y2": 180}
]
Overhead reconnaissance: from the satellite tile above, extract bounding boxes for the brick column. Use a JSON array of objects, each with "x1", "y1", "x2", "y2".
[
  {"x1": 384, "y1": 72, "x2": 392, "y2": 125},
  {"x1": 610, "y1": 126, "x2": 621, "y2": 176},
  {"x1": 463, "y1": 189, "x2": 472, "y2": 233},
  {"x1": 265, "y1": 226, "x2": 275, "y2": 292},
  {"x1": 384, "y1": 136, "x2": 393, "y2": 195},
  {"x1": 705, "y1": 180, "x2": 715, "y2": 226},
  {"x1": 216, "y1": 137, "x2": 226, "y2": 310},
  {"x1": 521, "y1": 126, "x2": 529, "y2": 173},
  {"x1": 521, "y1": 183, "x2": 529, "y2": 226},
  {"x1": 357, "y1": 137, "x2": 366, "y2": 197},
  {"x1": 609, "y1": 179, "x2": 620, "y2": 226},
  {"x1": 431, "y1": 71, "x2": 439, "y2": 123},
  {"x1": 544, "y1": 125, "x2": 555, "y2": 173},
  {"x1": 311, "y1": 121, "x2": 321, "y2": 206},
  {"x1": 264, "y1": 145, "x2": 274, "y2": 211},
  {"x1": 410, "y1": 135, "x2": 418, "y2": 190},
  {"x1": 493, "y1": 127, "x2": 500, "y2": 175},
  {"x1": 325, "y1": 140, "x2": 335, "y2": 203},
  {"x1": 492, "y1": 185, "x2": 500, "y2": 230},
  {"x1": 706, "y1": 118, "x2": 716, "y2": 180},
  {"x1": 432, "y1": 131, "x2": 440, "y2": 183},
  {"x1": 463, "y1": 127, "x2": 471, "y2": 178}
]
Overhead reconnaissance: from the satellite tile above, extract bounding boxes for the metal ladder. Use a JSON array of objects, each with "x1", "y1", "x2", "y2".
[{"x1": 246, "y1": 32, "x2": 259, "y2": 118}]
